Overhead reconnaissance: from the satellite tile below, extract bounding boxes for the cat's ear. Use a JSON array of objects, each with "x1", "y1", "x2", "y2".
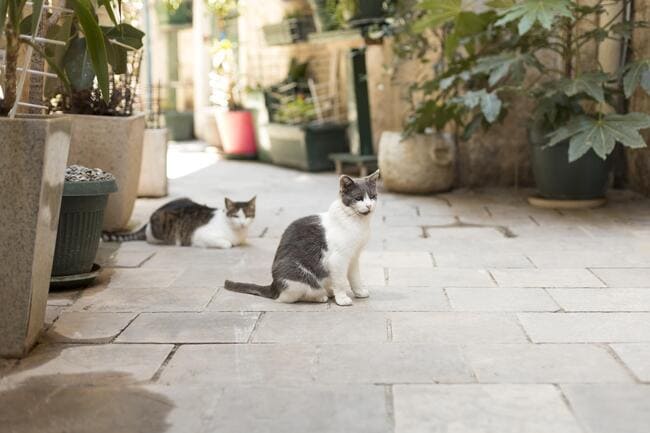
[
  {"x1": 224, "y1": 197, "x2": 235, "y2": 210},
  {"x1": 248, "y1": 196, "x2": 256, "y2": 205},
  {"x1": 366, "y1": 169, "x2": 380, "y2": 183},
  {"x1": 339, "y1": 175, "x2": 355, "y2": 191}
]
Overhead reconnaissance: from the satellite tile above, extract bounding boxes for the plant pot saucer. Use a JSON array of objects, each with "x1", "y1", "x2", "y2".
[
  {"x1": 50, "y1": 263, "x2": 101, "y2": 290},
  {"x1": 222, "y1": 153, "x2": 257, "y2": 160},
  {"x1": 528, "y1": 195, "x2": 607, "y2": 210}
]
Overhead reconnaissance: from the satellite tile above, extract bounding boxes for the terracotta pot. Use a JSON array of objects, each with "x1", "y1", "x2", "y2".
[
  {"x1": 379, "y1": 131, "x2": 455, "y2": 194},
  {"x1": 67, "y1": 113, "x2": 145, "y2": 231},
  {"x1": 0, "y1": 116, "x2": 70, "y2": 358},
  {"x1": 217, "y1": 110, "x2": 257, "y2": 157}
]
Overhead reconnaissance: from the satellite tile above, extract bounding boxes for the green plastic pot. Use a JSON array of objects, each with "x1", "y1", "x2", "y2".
[
  {"x1": 164, "y1": 111, "x2": 194, "y2": 141},
  {"x1": 157, "y1": 0, "x2": 193, "y2": 26},
  {"x1": 52, "y1": 179, "x2": 118, "y2": 277},
  {"x1": 530, "y1": 137, "x2": 611, "y2": 200}
]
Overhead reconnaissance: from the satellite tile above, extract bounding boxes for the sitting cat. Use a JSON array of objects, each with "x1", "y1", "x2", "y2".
[
  {"x1": 102, "y1": 197, "x2": 255, "y2": 248},
  {"x1": 225, "y1": 171, "x2": 379, "y2": 306}
]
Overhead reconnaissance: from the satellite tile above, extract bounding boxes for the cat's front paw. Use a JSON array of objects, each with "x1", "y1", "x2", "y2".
[
  {"x1": 352, "y1": 287, "x2": 370, "y2": 298},
  {"x1": 335, "y1": 294, "x2": 353, "y2": 306}
]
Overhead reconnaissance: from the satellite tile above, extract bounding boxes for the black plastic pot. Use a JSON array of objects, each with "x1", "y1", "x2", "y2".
[
  {"x1": 266, "y1": 122, "x2": 349, "y2": 171},
  {"x1": 347, "y1": 0, "x2": 387, "y2": 27},
  {"x1": 531, "y1": 140, "x2": 611, "y2": 200},
  {"x1": 52, "y1": 179, "x2": 118, "y2": 278}
]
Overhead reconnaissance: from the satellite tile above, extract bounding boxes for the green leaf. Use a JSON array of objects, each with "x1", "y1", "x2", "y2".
[
  {"x1": 496, "y1": 0, "x2": 573, "y2": 35},
  {"x1": 413, "y1": 0, "x2": 462, "y2": 32},
  {"x1": 69, "y1": 0, "x2": 110, "y2": 101},
  {"x1": 623, "y1": 60, "x2": 650, "y2": 98},
  {"x1": 480, "y1": 91, "x2": 502, "y2": 123},
  {"x1": 558, "y1": 72, "x2": 608, "y2": 102},
  {"x1": 29, "y1": 0, "x2": 43, "y2": 34},
  {"x1": 63, "y1": 37, "x2": 95, "y2": 90},
  {"x1": 547, "y1": 113, "x2": 650, "y2": 161},
  {"x1": 104, "y1": 23, "x2": 145, "y2": 50}
]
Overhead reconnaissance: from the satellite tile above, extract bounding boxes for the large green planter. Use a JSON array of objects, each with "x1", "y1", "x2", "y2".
[
  {"x1": 531, "y1": 141, "x2": 611, "y2": 200},
  {"x1": 52, "y1": 179, "x2": 118, "y2": 278},
  {"x1": 157, "y1": 0, "x2": 192, "y2": 26},
  {"x1": 164, "y1": 111, "x2": 194, "y2": 141},
  {"x1": 267, "y1": 122, "x2": 348, "y2": 171}
]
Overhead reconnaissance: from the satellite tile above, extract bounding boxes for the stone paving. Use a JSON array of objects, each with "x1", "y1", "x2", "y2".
[{"x1": 3, "y1": 146, "x2": 650, "y2": 433}]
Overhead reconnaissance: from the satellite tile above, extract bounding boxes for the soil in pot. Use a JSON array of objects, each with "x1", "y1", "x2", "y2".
[
  {"x1": 52, "y1": 166, "x2": 117, "y2": 286},
  {"x1": 530, "y1": 127, "x2": 611, "y2": 200}
]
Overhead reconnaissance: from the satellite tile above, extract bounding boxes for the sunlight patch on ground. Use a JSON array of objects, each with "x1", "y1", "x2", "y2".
[{"x1": 167, "y1": 141, "x2": 220, "y2": 179}]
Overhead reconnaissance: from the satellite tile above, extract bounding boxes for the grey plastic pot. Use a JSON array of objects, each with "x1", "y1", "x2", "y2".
[{"x1": 51, "y1": 179, "x2": 118, "y2": 278}]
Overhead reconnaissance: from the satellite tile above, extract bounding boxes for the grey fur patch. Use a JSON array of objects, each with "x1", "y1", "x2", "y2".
[{"x1": 149, "y1": 198, "x2": 216, "y2": 246}]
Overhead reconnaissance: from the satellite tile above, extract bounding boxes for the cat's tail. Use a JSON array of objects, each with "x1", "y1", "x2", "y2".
[
  {"x1": 102, "y1": 224, "x2": 147, "y2": 242},
  {"x1": 224, "y1": 280, "x2": 278, "y2": 299}
]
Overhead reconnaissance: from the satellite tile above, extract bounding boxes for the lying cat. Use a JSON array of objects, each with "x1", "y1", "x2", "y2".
[
  {"x1": 225, "y1": 171, "x2": 379, "y2": 306},
  {"x1": 102, "y1": 197, "x2": 255, "y2": 248}
]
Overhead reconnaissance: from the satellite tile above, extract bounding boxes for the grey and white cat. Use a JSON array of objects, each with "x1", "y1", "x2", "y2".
[
  {"x1": 102, "y1": 197, "x2": 255, "y2": 248},
  {"x1": 225, "y1": 171, "x2": 379, "y2": 306}
]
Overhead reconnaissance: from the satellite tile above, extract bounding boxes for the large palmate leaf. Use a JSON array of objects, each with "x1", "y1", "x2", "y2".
[
  {"x1": 413, "y1": 0, "x2": 462, "y2": 32},
  {"x1": 102, "y1": 23, "x2": 145, "y2": 74},
  {"x1": 547, "y1": 113, "x2": 650, "y2": 161},
  {"x1": 623, "y1": 60, "x2": 650, "y2": 98},
  {"x1": 495, "y1": 0, "x2": 573, "y2": 35},
  {"x1": 472, "y1": 52, "x2": 537, "y2": 86},
  {"x1": 456, "y1": 90, "x2": 502, "y2": 123},
  {"x1": 69, "y1": 0, "x2": 110, "y2": 100},
  {"x1": 556, "y1": 72, "x2": 608, "y2": 103}
]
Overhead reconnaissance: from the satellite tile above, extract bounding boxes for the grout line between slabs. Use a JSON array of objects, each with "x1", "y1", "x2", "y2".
[
  {"x1": 603, "y1": 343, "x2": 642, "y2": 383},
  {"x1": 247, "y1": 312, "x2": 265, "y2": 344},
  {"x1": 384, "y1": 385, "x2": 396, "y2": 433},
  {"x1": 151, "y1": 344, "x2": 180, "y2": 383},
  {"x1": 586, "y1": 268, "x2": 609, "y2": 287}
]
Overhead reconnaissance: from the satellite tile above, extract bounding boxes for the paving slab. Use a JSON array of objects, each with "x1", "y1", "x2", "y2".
[
  {"x1": 610, "y1": 343, "x2": 650, "y2": 381},
  {"x1": 447, "y1": 288, "x2": 559, "y2": 311},
  {"x1": 252, "y1": 312, "x2": 389, "y2": 343},
  {"x1": 390, "y1": 312, "x2": 528, "y2": 344},
  {"x1": 548, "y1": 288, "x2": 650, "y2": 312},
  {"x1": 526, "y1": 250, "x2": 645, "y2": 268},
  {"x1": 46, "y1": 312, "x2": 136, "y2": 343},
  {"x1": 352, "y1": 286, "x2": 450, "y2": 311},
  {"x1": 147, "y1": 384, "x2": 390, "y2": 433},
  {"x1": 71, "y1": 286, "x2": 217, "y2": 312},
  {"x1": 207, "y1": 288, "x2": 331, "y2": 312},
  {"x1": 490, "y1": 268, "x2": 605, "y2": 287},
  {"x1": 116, "y1": 312, "x2": 260, "y2": 343},
  {"x1": 464, "y1": 344, "x2": 632, "y2": 383},
  {"x1": 0, "y1": 344, "x2": 172, "y2": 390},
  {"x1": 590, "y1": 268, "x2": 650, "y2": 288},
  {"x1": 102, "y1": 268, "x2": 183, "y2": 289},
  {"x1": 393, "y1": 384, "x2": 583, "y2": 433},
  {"x1": 518, "y1": 313, "x2": 650, "y2": 343},
  {"x1": 562, "y1": 385, "x2": 650, "y2": 433},
  {"x1": 433, "y1": 252, "x2": 533, "y2": 268},
  {"x1": 361, "y1": 251, "x2": 433, "y2": 268},
  {"x1": 388, "y1": 268, "x2": 495, "y2": 287}
]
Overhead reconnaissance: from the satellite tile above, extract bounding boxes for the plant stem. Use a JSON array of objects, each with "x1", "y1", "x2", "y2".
[
  {"x1": 0, "y1": 22, "x2": 19, "y2": 116},
  {"x1": 564, "y1": 19, "x2": 573, "y2": 78}
]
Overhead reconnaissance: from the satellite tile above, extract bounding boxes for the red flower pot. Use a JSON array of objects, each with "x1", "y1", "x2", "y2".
[{"x1": 217, "y1": 110, "x2": 257, "y2": 157}]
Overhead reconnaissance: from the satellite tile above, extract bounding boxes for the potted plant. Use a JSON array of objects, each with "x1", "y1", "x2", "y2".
[
  {"x1": 210, "y1": 38, "x2": 257, "y2": 158},
  {"x1": 139, "y1": 106, "x2": 169, "y2": 198},
  {"x1": 267, "y1": 95, "x2": 349, "y2": 171},
  {"x1": 380, "y1": 0, "x2": 507, "y2": 194},
  {"x1": 0, "y1": 0, "x2": 111, "y2": 357},
  {"x1": 416, "y1": 0, "x2": 650, "y2": 205},
  {"x1": 51, "y1": 165, "x2": 117, "y2": 289},
  {"x1": 333, "y1": 0, "x2": 388, "y2": 27},
  {"x1": 46, "y1": 3, "x2": 146, "y2": 230},
  {"x1": 157, "y1": 0, "x2": 193, "y2": 26}
]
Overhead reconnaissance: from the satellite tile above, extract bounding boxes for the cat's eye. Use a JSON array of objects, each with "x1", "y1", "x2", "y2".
[{"x1": 369, "y1": 194, "x2": 376, "y2": 199}]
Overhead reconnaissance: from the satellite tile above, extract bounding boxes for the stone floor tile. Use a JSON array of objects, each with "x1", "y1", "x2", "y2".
[
  {"x1": 159, "y1": 344, "x2": 318, "y2": 385},
  {"x1": 352, "y1": 286, "x2": 450, "y2": 311},
  {"x1": 590, "y1": 268, "x2": 650, "y2": 288},
  {"x1": 518, "y1": 313, "x2": 650, "y2": 343},
  {"x1": 388, "y1": 268, "x2": 495, "y2": 287},
  {"x1": 103, "y1": 268, "x2": 184, "y2": 289},
  {"x1": 526, "y1": 250, "x2": 644, "y2": 268},
  {"x1": 361, "y1": 265, "x2": 387, "y2": 286},
  {"x1": 46, "y1": 312, "x2": 136, "y2": 343},
  {"x1": 71, "y1": 286, "x2": 217, "y2": 312},
  {"x1": 96, "y1": 243, "x2": 155, "y2": 268},
  {"x1": 170, "y1": 265, "x2": 271, "y2": 288},
  {"x1": 490, "y1": 268, "x2": 605, "y2": 287},
  {"x1": 562, "y1": 385, "x2": 650, "y2": 433},
  {"x1": 393, "y1": 384, "x2": 583, "y2": 433},
  {"x1": 464, "y1": 344, "x2": 632, "y2": 383},
  {"x1": 147, "y1": 384, "x2": 390, "y2": 433},
  {"x1": 447, "y1": 288, "x2": 559, "y2": 311},
  {"x1": 610, "y1": 343, "x2": 650, "y2": 381},
  {"x1": 361, "y1": 251, "x2": 433, "y2": 268},
  {"x1": 47, "y1": 290, "x2": 81, "y2": 306},
  {"x1": 207, "y1": 288, "x2": 331, "y2": 312},
  {"x1": 548, "y1": 288, "x2": 650, "y2": 312},
  {"x1": 0, "y1": 344, "x2": 172, "y2": 389},
  {"x1": 116, "y1": 312, "x2": 259, "y2": 343},
  {"x1": 390, "y1": 312, "x2": 527, "y2": 344},
  {"x1": 434, "y1": 252, "x2": 532, "y2": 268},
  {"x1": 252, "y1": 312, "x2": 388, "y2": 343},
  {"x1": 315, "y1": 343, "x2": 474, "y2": 384}
]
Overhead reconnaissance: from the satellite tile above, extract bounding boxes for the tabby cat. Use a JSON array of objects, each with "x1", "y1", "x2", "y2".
[
  {"x1": 102, "y1": 197, "x2": 255, "y2": 248},
  {"x1": 225, "y1": 171, "x2": 379, "y2": 306}
]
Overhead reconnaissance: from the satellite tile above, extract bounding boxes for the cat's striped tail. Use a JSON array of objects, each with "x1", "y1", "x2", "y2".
[
  {"x1": 224, "y1": 280, "x2": 278, "y2": 299},
  {"x1": 102, "y1": 225, "x2": 147, "y2": 242}
]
